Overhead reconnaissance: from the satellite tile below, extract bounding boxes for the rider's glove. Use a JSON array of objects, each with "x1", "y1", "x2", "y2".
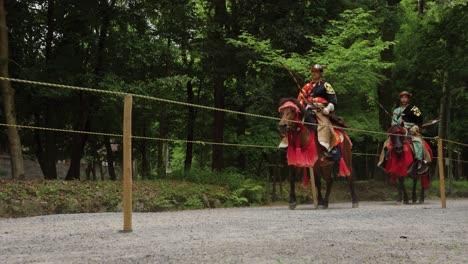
[{"x1": 322, "y1": 103, "x2": 334, "y2": 115}]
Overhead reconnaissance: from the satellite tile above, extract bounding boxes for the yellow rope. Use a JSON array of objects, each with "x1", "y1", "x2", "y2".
[
  {"x1": 2, "y1": 122, "x2": 468, "y2": 161},
  {"x1": 0, "y1": 76, "x2": 462, "y2": 144},
  {"x1": 0, "y1": 123, "x2": 276, "y2": 149},
  {"x1": 352, "y1": 153, "x2": 380, "y2": 157},
  {"x1": 132, "y1": 135, "x2": 278, "y2": 149},
  {"x1": 441, "y1": 138, "x2": 468, "y2": 147},
  {"x1": 0, "y1": 77, "x2": 279, "y2": 122},
  {"x1": 0, "y1": 123, "x2": 121, "y2": 138}
]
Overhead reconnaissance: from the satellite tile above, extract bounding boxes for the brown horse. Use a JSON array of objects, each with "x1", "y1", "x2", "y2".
[
  {"x1": 383, "y1": 124, "x2": 432, "y2": 204},
  {"x1": 278, "y1": 98, "x2": 358, "y2": 209}
]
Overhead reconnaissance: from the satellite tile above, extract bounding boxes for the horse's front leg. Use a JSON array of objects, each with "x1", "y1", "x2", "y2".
[
  {"x1": 412, "y1": 177, "x2": 418, "y2": 203},
  {"x1": 289, "y1": 166, "x2": 297, "y2": 210},
  {"x1": 319, "y1": 166, "x2": 333, "y2": 209},
  {"x1": 398, "y1": 177, "x2": 409, "y2": 204}
]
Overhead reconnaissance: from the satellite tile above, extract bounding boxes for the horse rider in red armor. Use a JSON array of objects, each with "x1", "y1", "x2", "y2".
[{"x1": 296, "y1": 64, "x2": 339, "y2": 156}]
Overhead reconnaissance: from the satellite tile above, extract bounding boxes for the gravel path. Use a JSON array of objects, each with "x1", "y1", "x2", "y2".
[{"x1": 1, "y1": 199, "x2": 468, "y2": 264}]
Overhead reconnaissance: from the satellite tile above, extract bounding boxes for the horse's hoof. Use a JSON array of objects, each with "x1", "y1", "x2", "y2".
[
  {"x1": 352, "y1": 203, "x2": 359, "y2": 208},
  {"x1": 403, "y1": 200, "x2": 409, "y2": 205},
  {"x1": 318, "y1": 205, "x2": 328, "y2": 209},
  {"x1": 418, "y1": 200, "x2": 424, "y2": 204},
  {"x1": 289, "y1": 202, "x2": 297, "y2": 210}
]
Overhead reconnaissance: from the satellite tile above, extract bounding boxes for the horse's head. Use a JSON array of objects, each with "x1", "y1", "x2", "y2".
[
  {"x1": 388, "y1": 124, "x2": 408, "y2": 155},
  {"x1": 278, "y1": 98, "x2": 305, "y2": 136}
]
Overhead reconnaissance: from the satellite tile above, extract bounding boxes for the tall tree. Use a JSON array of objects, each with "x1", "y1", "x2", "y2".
[
  {"x1": 35, "y1": 0, "x2": 58, "y2": 179},
  {"x1": 66, "y1": 0, "x2": 117, "y2": 180},
  {"x1": 0, "y1": 0, "x2": 25, "y2": 179},
  {"x1": 209, "y1": 0, "x2": 229, "y2": 171},
  {"x1": 377, "y1": 0, "x2": 400, "y2": 131}
]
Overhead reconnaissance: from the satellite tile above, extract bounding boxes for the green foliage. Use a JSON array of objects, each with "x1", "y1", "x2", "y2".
[
  {"x1": 229, "y1": 8, "x2": 392, "y2": 144},
  {"x1": 394, "y1": 0, "x2": 468, "y2": 144},
  {"x1": 0, "y1": 179, "x2": 268, "y2": 217},
  {"x1": 170, "y1": 167, "x2": 248, "y2": 191}
]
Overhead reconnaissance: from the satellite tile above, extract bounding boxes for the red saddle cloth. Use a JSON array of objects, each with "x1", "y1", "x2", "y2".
[
  {"x1": 286, "y1": 127, "x2": 318, "y2": 168},
  {"x1": 386, "y1": 139, "x2": 433, "y2": 189}
]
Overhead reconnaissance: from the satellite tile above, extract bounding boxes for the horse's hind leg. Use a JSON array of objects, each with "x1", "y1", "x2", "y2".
[
  {"x1": 412, "y1": 177, "x2": 418, "y2": 203},
  {"x1": 313, "y1": 167, "x2": 324, "y2": 207},
  {"x1": 419, "y1": 180, "x2": 425, "y2": 204},
  {"x1": 348, "y1": 174, "x2": 358, "y2": 208},
  {"x1": 289, "y1": 167, "x2": 297, "y2": 210},
  {"x1": 322, "y1": 176, "x2": 333, "y2": 209}
]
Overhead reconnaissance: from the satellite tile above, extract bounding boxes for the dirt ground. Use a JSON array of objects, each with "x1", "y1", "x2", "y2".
[{"x1": 1, "y1": 199, "x2": 467, "y2": 264}]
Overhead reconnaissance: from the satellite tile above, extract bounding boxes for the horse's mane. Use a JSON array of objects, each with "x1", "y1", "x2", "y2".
[
  {"x1": 388, "y1": 124, "x2": 406, "y2": 135},
  {"x1": 279, "y1": 98, "x2": 306, "y2": 119}
]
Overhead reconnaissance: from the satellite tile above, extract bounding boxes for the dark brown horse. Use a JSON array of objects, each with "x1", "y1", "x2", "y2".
[
  {"x1": 383, "y1": 124, "x2": 432, "y2": 204},
  {"x1": 278, "y1": 98, "x2": 358, "y2": 209}
]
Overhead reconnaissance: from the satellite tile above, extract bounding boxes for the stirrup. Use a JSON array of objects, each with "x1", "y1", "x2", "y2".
[{"x1": 417, "y1": 160, "x2": 429, "y2": 174}]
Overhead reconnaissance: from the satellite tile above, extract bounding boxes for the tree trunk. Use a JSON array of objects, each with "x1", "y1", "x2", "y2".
[
  {"x1": 65, "y1": 95, "x2": 89, "y2": 180},
  {"x1": 0, "y1": 0, "x2": 25, "y2": 180},
  {"x1": 141, "y1": 125, "x2": 150, "y2": 179},
  {"x1": 418, "y1": 0, "x2": 425, "y2": 15},
  {"x1": 236, "y1": 108, "x2": 246, "y2": 170},
  {"x1": 34, "y1": 107, "x2": 58, "y2": 180},
  {"x1": 44, "y1": 104, "x2": 58, "y2": 179},
  {"x1": 378, "y1": 0, "x2": 400, "y2": 131},
  {"x1": 45, "y1": 0, "x2": 55, "y2": 61},
  {"x1": 210, "y1": 0, "x2": 228, "y2": 172},
  {"x1": 92, "y1": 159, "x2": 97, "y2": 181},
  {"x1": 184, "y1": 80, "x2": 195, "y2": 174},
  {"x1": 157, "y1": 105, "x2": 168, "y2": 178},
  {"x1": 36, "y1": 0, "x2": 59, "y2": 180},
  {"x1": 104, "y1": 136, "x2": 116, "y2": 180},
  {"x1": 99, "y1": 159, "x2": 105, "y2": 181},
  {"x1": 212, "y1": 77, "x2": 225, "y2": 171}
]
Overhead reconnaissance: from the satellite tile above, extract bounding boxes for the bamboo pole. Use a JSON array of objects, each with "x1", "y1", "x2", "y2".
[
  {"x1": 123, "y1": 95, "x2": 133, "y2": 232},
  {"x1": 437, "y1": 137, "x2": 446, "y2": 208},
  {"x1": 308, "y1": 167, "x2": 318, "y2": 208}
]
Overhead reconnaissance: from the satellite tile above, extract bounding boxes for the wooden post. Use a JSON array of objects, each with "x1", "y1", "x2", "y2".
[
  {"x1": 123, "y1": 95, "x2": 133, "y2": 232},
  {"x1": 308, "y1": 167, "x2": 318, "y2": 208},
  {"x1": 437, "y1": 137, "x2": 446, "y2": 208}
]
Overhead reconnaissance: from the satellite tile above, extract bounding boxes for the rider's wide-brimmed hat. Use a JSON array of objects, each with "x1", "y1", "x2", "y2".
[
  {"x1": 399, "y1": 91, "x2": 412, "y2": 98},
  {"x1": 309, "y1": 64, "x2": 327, "y2": 72}
]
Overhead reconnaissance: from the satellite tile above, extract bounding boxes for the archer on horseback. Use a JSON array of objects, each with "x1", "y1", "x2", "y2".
[
  {"x1": 296, "y1": 64, "x2": 339, "y2": 157},
  {"x1": 378, "y1": 91, "x2": 431, "y2": 174}
]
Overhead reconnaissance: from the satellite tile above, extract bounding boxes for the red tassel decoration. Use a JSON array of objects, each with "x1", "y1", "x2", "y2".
[{"x1": 338, "y1": 157, "x2": 350, "y2": 177}]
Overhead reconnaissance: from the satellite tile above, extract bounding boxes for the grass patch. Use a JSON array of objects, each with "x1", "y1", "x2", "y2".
[
  {"x1": 0, "y1": 179, "x2": 265, "y2": 218},
  {"x1": 1, "y1": 178, "x2": 467, "y2": 217}
]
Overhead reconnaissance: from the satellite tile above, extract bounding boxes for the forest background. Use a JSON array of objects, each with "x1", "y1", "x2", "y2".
[{"x1": 0, "y1": 0, "x2": 467, "y2": 215}]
